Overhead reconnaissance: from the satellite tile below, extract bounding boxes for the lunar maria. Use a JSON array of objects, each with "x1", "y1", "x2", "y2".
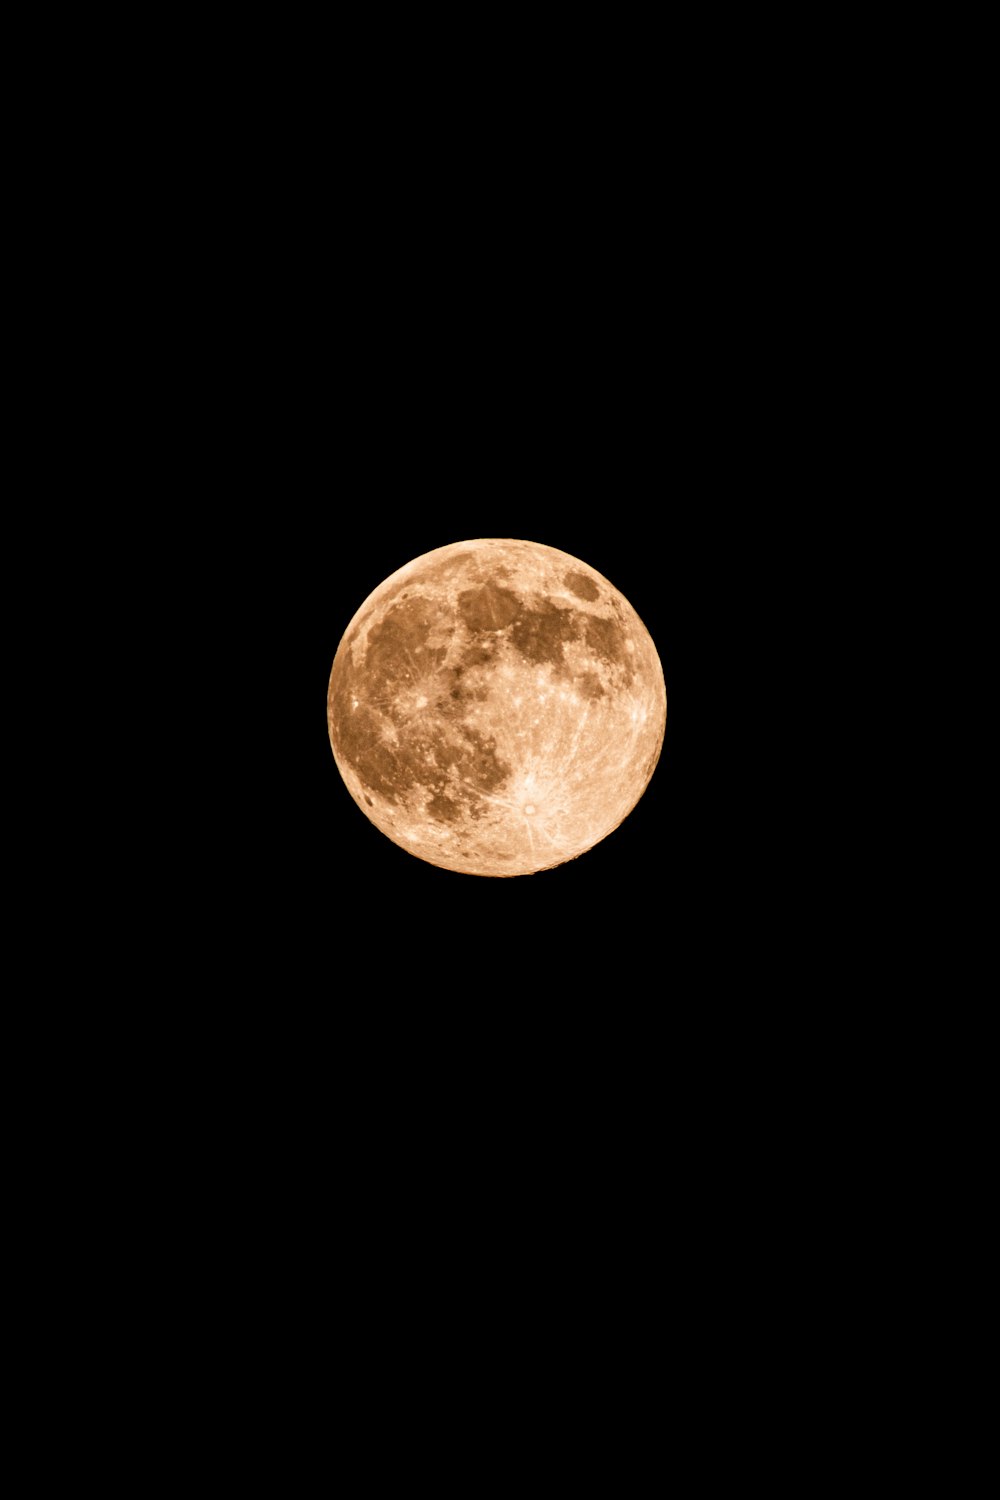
[{"x1": 327, "y1": 538, "x2": 666, "y2": 876}]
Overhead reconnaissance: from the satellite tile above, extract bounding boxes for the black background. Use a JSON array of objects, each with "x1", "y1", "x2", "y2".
[
  {"x1": 139, "y1": 38, "x2": 812, "y2": 1009},
  {"x1": 232, "y1": 470, "x2": 755, "y2": 1003},
  {"x1": 196, "y1": 416, "x2": 782, "y2": 1328},
  {"x1": 159, "y1": 57, "x2": 808, "y2": 1208},
  {"x1": 202, "y1": 169, "x2": 779, "y2": 1008},
  {"x1": 51, "y1": 26, "x2": 877, "y2": 1430}
]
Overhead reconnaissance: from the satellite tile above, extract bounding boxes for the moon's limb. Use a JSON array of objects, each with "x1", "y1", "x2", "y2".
[{"x1": 328, "y1": 539, "x2": 666, "y2": 876}]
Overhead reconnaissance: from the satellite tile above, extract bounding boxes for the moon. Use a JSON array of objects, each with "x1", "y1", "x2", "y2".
[{"x1": 327, "y1": 539, "x2": 666, "y2": 876}]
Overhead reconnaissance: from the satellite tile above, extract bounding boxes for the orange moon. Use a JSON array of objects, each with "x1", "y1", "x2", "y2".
[{"x1": 327, "y1": 539, "x2": 666, "y2": 876}]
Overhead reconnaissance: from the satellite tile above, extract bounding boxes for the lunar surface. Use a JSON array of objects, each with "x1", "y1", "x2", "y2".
[{"x1": 327, "y1": 539, "x2": 666, "y2": 876}]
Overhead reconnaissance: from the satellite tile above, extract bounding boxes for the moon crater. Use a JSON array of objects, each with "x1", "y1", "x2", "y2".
[{"x1": 328, "y1": 539, "x2": 666, "y2": 876}]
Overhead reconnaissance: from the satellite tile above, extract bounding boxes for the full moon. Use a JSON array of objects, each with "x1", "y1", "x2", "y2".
[{"x1": 327, "y1": 539, "x2": 666, "y2": 876}]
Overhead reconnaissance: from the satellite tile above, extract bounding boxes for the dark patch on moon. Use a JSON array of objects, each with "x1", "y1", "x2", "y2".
[
  {"x1": 328, "y1": 652, "x2": 394, "y2": 797},
  {"x1": 464, "y1": 642, "x2": 496, "y2": 667},
  {"x1": 334, "y1": 634, "x2": 513, "y2": 817},
  {"x1": 427, "y1": 792, "x2": 461, "y2": 823},
  {"x1": 510, "y1": 599, "x2": 579, "y2": 666},
  {"x1": 429, "y1": 737, "x2": 466, "y2": 771},
  {"x1": 365, "y1": 597, "x2": 447, "y2": 691},
  {"x1": 564, "y1": 570, "x2": 600, "y2": 602},
  {"x1": 421, "y1": 726, "x2": 512, "y2": 826},
  {"x1": 576, "y1": 670, "x2": 605, "y2": 701},
  {"x1": 335, "y1": 707, "x2": 403, "y2": 801},
  {"x1": 584, "y1": 613, "x2": 626, "y2": 665},
  {"x1": 329, "y1": 644, "x2": 419, "y2": 803},
  {"x1": 435, "y1": 691, "x2": 464, "y2": 720},
  {"x1": 458, "y1": 581, "x2": 521, "y2": 632},
  {"x1": 459, "y1": 726, "x2": 509, "y2": 794},
  {"x1": 437, "y1": 662, "x2": 489, "y2": 717}
]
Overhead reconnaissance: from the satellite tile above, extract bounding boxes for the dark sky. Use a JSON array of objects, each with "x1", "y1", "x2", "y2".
[{"x1": 237, "y1": 485, "x2": 750, "y2": 996}]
